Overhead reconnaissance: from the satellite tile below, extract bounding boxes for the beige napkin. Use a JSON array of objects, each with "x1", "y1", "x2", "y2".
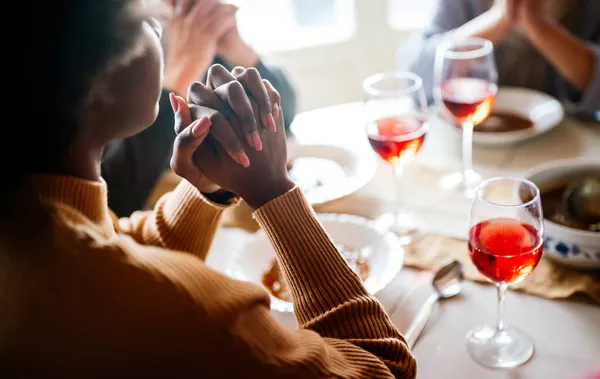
[{"x1": 148, "y1": 171, "x2": 600, "y2": 304}]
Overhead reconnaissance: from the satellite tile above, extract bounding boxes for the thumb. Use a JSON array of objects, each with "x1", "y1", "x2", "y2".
[
  {"x1": 172, "y1": 93, "x2": 193, "y2": 135},
  {"x1": 170, "y1": 117, "x2": 212, "y2": 183}
]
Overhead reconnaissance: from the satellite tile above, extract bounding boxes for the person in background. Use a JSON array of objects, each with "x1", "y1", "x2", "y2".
[
  {"x1": 406, "y1": 0, "x2": 599, "y2": 119},
  {"x1": 102, "y1": 0, "x2": 297, "y2": 216},
  {"x1": 1, "y1": 1, "x2": 415, "y2": 377}
]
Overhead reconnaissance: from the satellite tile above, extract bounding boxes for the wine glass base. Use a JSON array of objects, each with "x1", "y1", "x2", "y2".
[
  {"x1": 439, "y1": 170, "x2": 482, "y2": 198},
  {"x1": 466, "y1": 326, "x2": 534, "y2": 369},
  {"x1": 374, "y1": 212, "x2": 423, "y2": 245}
]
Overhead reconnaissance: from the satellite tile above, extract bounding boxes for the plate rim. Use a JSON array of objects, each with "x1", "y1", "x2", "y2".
[
  {"x1": 287, "y1": 141, "x2": 377, "y2": 206},
  {"x1": 431, "y1": 86, "x2": 565, "y2": 147},
  {"x1": 242, "y1": 213, "x2": 404, "y2": 313},
  {"x1": 472, "y1": 86, "x2": 565, "y2": 146}
]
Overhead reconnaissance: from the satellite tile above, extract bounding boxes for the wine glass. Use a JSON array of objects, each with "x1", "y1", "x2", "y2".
[
  {"x1": 467, "y1": 177, "x2": 544, "y2": 368},
  {"x1": 434, "y1": 37, "x2": 498, "y2": 196},
  {"x1": 363, "y1": 72, "x2": 429, "y2": 245}
]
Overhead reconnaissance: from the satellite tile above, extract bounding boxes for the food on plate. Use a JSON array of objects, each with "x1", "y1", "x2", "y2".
[
  {"x1": 262, "y1": 244, "x2": 370, "y2": 302},
  {"x1": 477, "y1": 111, "x2": 534, "y2": 133}
]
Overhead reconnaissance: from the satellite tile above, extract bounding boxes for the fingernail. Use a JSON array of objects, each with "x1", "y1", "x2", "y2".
[
  {"x1": 273, "y1": 103, "x2": 280, "y2": 119},
  {"x1": 267, "y1": 113, "x2": 277, "y2": 133},
  {"x1": 169, "y1": 92, "x2": 179, "y2": 113},
  {"x1": 251, "y1": 132, "x2": 262, "y2": 151},
  {"x1": 238, "y1": 153, "x2": 250, "y2": 168},
  {"x1": 192, "y1": 117, "x2": 211, "y2": 137}
]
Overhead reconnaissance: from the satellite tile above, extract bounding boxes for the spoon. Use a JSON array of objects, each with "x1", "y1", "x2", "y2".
[
  {"x1": 405, "y1": 260, "x2": 464, "y2": 349},
  {"x1": 562, "y1": 177, "x2": 600, "y2": 230}
]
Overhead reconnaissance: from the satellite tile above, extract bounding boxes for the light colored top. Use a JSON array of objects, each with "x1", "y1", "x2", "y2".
[{"x1": 406, "y1": 0, "x2": 600, "y2": 118}]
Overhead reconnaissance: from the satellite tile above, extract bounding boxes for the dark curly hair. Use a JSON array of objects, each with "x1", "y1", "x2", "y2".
[
  {"x1": 1, "y1": 1, "x2": 151, "y2": 210},
  {"x1": 48, "y1": 1, "x2": 149, "y2": 150}
]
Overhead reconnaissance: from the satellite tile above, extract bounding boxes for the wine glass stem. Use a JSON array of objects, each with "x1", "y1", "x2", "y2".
[
  {"x1": 496, "y1": 283, "x2": 508, "y2": 331},
  {"x1": 391, "y1": 163, "x2": 404, "y2": 226},
  {"x1": 462, "y1": 121, "x2": 474, "y2": 179}
]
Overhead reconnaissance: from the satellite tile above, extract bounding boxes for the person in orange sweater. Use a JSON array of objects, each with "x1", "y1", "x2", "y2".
[{"x1": 0, "y1": 1, "x2": 416, "y2": 378}]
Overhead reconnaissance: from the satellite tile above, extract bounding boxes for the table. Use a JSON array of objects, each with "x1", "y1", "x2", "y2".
[
  {"x1": 294, "y1": 102, "x2": 600, "y2": 378},
  {"x1": 209, "y1": 102, "x2": 600, "y2": 378},
  {"x1": 209, "y1": 225, "x2": 600, "y2": 378},
  {"x1": 290, "y1": 102, "x2": 600, "y2": 239}
]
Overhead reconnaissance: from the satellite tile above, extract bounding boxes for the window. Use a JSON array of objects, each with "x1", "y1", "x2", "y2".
[
  {"x1": 387, "y1": 0, "x2": 437, "y2": 30},
  {"x1": 229, "y1": 0, "x2": 438, "y2": 110},
  {"x1": 231, "y1": 0, "x2": 355, "y2": 54}
]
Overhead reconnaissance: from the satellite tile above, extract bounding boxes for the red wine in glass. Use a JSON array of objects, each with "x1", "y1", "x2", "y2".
[
  {"x1": 367, "y1": 116, "x2": 427, "y2": 165},
  {"x1": 468, "y1": 218, "x2": 543, "y2": 284},
  {"x1": 441, "y1": 78, "x2": 497, "y2": 126}
]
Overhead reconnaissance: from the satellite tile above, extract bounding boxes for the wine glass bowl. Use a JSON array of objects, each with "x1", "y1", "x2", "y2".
[
  {"x1": 466, "y1": 177, "x2": 544, "y2": 368},
  {"x1": 366, "y1": 116, "x2": 427, "y2": 166},
  {"x1": 440, "y1": 78, "x2": 497, "y2": 126}
]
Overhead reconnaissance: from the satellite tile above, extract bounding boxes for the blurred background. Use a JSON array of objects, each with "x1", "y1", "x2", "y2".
[{"x1": 232, "y1": 0, "x2": 435, "y2": 111}]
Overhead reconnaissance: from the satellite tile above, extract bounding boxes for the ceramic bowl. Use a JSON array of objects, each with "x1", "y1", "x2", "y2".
[{"x1": 524, "y1": 158, "x2": 600, "y2": 270}]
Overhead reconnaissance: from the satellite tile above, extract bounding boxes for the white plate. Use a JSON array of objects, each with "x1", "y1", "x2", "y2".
[
  {"x1": 286, "y1": 141, "x2": 377, "y2": 206},
  {"x1": 213, "y1": 214, "x2": 404, "y2": 312},
  {"x1": 432, "y1": 87, "x2": 564, "y2": 147},
  {"x1": 474, "y1": 87, "x2": 564, "y2": 146}
]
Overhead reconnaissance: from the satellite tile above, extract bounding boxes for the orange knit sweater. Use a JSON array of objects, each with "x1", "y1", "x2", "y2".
[{"x1": 0, "y1": 175, "x2": 416, "y2": 378}]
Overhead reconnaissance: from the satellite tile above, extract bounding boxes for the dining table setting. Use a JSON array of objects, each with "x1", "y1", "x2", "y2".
[{"x1": 148, "y1": 37, "x2": 600, "y2": 379}]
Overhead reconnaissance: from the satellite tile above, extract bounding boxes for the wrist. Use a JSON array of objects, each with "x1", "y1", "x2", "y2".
[
  {"x1": 164, "y1": 55, "x2": 214, "y2": 97},
  {"x1": 241, "y1": 177, "x2": 295, "y2": 210},
  {"x1": 521, "y1": 15, "x2": 550, "y2": 37},
  {"x1": 464, "y1": 8, "x2": 513, "y2": 44},
  {"x1": 163, "y1": 70, "x2": 194, "y2": 98},
  {"x1": 497, "y1": 12, "x2": 513, "y2": 31},
  {"x1": 491, "y1": 6, "x2": 515, "y2": 36},
  {"x1": 222, "y1": 42, "x2": 259, "y2": 68},
  {"x1": 202, "y1": 189, "x2": 239, "y2": 205}
]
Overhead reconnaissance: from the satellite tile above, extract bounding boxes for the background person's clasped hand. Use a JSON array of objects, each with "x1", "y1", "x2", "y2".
[
  {"x1": 514, "y1": 0, "x2": 551, "y2": 30},
  {"x1": 216, "y1": 9, "x2": 260, "y2": 67},
  {"x1": 164, "y1": 0, "x2": 262, "y2": 96},
  {"x1": 164, "y1": 0, "x2": 237, "y2": 96},
  {"x1": 493, "y1": 0, "x2": 568, "y2": 32}
]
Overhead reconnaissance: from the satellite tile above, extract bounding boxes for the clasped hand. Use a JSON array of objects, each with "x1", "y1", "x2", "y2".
[{"x1": 169, "y1": 64, "x2": 294, "y2": 209}]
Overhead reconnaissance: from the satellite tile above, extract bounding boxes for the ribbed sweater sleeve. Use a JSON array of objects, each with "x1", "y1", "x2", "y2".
[
  {"x1": 253, "y1": 188, "x2": 416, "y2": 378},
  {"x1": 116, "y1": 180, "x2": 237, "y2": 260}
]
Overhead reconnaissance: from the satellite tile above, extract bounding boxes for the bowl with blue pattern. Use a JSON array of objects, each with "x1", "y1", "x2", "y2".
[{"x1": 525, "y1": 158, "x2": 600, "y2": 270}]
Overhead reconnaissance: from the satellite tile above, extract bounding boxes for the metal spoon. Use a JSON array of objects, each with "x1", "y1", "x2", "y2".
[
  {"x1": 562, "y1": 177, "x2": 600, "y2": 230},
  {"x1": 405, "y1": 260, "x2": 464, "y2": 349}
]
